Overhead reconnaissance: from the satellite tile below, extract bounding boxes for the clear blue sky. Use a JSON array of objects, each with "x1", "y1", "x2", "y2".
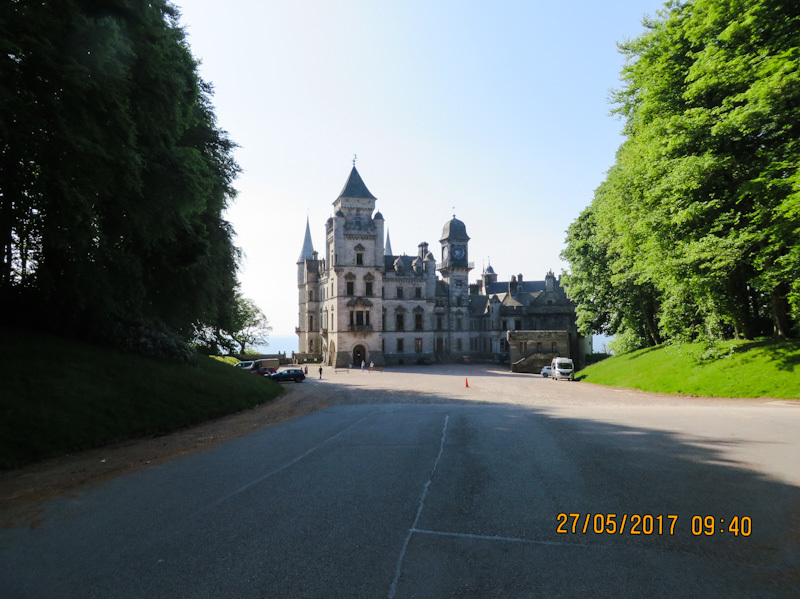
[{"x1": 175, "y1": 0, "x2": 665, "y2": 353}]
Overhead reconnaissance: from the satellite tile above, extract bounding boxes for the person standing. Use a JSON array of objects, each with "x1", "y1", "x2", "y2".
[
  {"x1": 318, "y1": 366, "x2": 323, "y2": 379},
  {"x1": 361, "y1": 360, "x2": 365, "y2": 371}
]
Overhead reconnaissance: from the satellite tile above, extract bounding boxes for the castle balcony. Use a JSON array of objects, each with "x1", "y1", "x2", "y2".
[
  {"x1": 348, "y1": 325, "x2": 373, "y2": 335},
  {"x1": 437, "y1": 260, "x2": 475, "y2": 271}
]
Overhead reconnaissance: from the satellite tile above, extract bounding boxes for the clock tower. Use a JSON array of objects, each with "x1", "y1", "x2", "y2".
[{"x1": 438, "y1": 216, "x2": 472, "y2": 355}]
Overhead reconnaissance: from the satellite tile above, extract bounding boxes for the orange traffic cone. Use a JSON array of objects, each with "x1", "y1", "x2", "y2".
[{"x1": 465, "y1": 377, "x2": 469, "y2": 388}]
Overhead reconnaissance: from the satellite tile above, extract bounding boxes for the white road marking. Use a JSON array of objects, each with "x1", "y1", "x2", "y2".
[
  {"x1": 388, "y1": 413, "x2": 449, "y2": 599},
  {"x1": 410, "y1": 528, "x2": 569, "y2": 547},
  {"x1": 191, "y1": 410, "x2": 381, "y2": 518}
]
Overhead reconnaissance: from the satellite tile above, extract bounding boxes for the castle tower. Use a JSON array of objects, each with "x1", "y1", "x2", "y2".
[
  {"x1": 320, "y1": 165, "x2": 384, "y2": 367},
  {"x1": 297, "y1": 216, "x2": 321, "y2": 356}
]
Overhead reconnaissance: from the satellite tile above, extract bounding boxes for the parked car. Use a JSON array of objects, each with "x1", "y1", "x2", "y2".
[
  {"x1": 253, "y1": 366, "x2": 277, "y2": 376},
  {"x1": 540, "y1": 366, "x2": 552, "y2": 378},
  {"x1": 234, "y1": 361, "x2": 255, "y2": 370},
  {"x1": 269, "y1": 368, "x2": 306, "y2": 383},
  {"x1": 457, "y1": 356, "x2": 471, "y2": 364}
]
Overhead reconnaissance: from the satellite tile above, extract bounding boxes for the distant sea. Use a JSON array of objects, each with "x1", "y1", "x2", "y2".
[{"x1": 254, "y1": 335, "x2": 297, "y2": 356}]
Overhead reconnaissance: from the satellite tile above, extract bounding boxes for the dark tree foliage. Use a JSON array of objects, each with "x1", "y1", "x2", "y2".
[
  {"x1": 0, "y1": 0, "x2": 241, "y2": 353},
  {"x1": 562, "y1": 0, "x2": 800, "y2": 350}
]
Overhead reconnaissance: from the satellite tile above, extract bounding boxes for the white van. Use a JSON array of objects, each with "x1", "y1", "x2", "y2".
[{"x1": 551, "y1": 357, "x2": 574, "y2": 381}]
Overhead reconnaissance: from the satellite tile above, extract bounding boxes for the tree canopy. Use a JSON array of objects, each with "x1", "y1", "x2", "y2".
[
  {"x1": 562, "y1": 0, "x2": 800, "y2": 351},
  {"x1": 1, "y1": 0, "x2": 242, "y2": 355}
]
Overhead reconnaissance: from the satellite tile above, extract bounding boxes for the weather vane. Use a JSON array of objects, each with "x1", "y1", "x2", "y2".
[
  {"x1": 452, "y1": 205, "x2": 456, "y2": 218},
  {"x1": 353, "y1": 154, "x2": 357, "y2": 167}
]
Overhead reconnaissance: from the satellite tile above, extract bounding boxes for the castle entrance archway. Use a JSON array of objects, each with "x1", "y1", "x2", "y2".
[{"x1": 352, "y1": 345, "x2": 366, "y2": 367}]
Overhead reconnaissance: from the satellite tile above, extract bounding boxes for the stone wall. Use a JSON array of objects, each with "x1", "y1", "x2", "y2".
[{"x1": 507, "y1": 330, "x2": 570, "y2": 373}]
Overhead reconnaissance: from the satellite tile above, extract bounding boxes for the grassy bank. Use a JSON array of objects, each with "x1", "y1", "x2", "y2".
[
  {"x1": 0, "y1": 328, "x2": 283, "y2": 469},
  {"x1": 578, "y1": 339, "x2": 800, "y2": 399}
]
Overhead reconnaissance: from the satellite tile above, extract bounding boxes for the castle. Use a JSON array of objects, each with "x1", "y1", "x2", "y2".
[{"x1": 296, "y1": 165, "x2": 589, "y2": 371}]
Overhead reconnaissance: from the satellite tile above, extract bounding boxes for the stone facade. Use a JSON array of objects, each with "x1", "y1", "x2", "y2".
[{"x1": 297, "y1": 166, "x2": 589, "y2": 370}]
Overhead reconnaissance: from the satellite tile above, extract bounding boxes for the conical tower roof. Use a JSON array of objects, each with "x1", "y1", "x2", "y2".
[
  {"x1": 297, "y1": 216, "x2": 315, "y2": 262},
  {"x1": 337, "y1": 166, "x2": 377, "y2": 200},
  {"x1": 385, "y1": 229, "x2": 393, "y2": 256}
]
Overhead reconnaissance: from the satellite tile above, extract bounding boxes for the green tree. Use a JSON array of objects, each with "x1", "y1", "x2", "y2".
[
  {"x1": 562, "y1": 0, "x2": 800, "y2": 348},
  {"x1": 0, "y1": 0, "x2": 241, "y2": 354},
  {"x1": 228, "y1": 295, "x2": 272, "y2": 355}
]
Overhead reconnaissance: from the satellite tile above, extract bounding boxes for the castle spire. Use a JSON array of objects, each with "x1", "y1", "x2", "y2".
[
  {"x1": 385, "y1": 229, "x2": 393, "y2": 256},
  {"x1": 297, "y1": 216, "x2": 315, "y2": 262}
]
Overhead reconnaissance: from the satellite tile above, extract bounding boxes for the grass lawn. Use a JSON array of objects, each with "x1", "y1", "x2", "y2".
[
  {"x1": 578, "y1": 339, "x2": 800, "y2": 399},
  {"x1": 0, "y1": 327, "x2": 283, "y2": 469}
]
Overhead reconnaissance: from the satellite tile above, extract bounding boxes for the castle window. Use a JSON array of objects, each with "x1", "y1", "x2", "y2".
[
  {"x1": 457, "y1": 339, "x2": 463, "y2": 351},
  {"x1": 366, "y1": 281, "x2": 373, "y2": 296},
  {"x1": 397, "y1": 338, "x2": 404, "y2": 352},
  {"x1": 515, "y1": 319, "x2": 521, "y2": 330},
  {"x1": 415, "y1": 313, "x2": 423, "y2": 331},
  {"x1": 456, "y1": 316, "x2": 462, "y2": 331},
  {"x1": 396, "y1": 313, "x2": 405, "y2": 331},
  {"x1": 308, "y1": 315, "x2": 314, "y2": 331},
  {"x1": 308, "y1": 290, "x2": 313, "y2": 301},
  {"x1": 355, "y1": 311, "x2": 364, "y2": 326},
  {"x1": 415, "y1": 338, "x2": 423, "y2": 353},
  {"x1": 347, "y1": 281, "x2": 354, "y2": 296},
  {"x1": 397, "y1": 287, "x2": 403, "y2": 299},
  {"x1": 415, "y1": 287, "x2": 422, "y2": 298},
  {"x1": 501, "y1": 320, "x2": 507, "y2": 330},
  {"x1": 437, "y1": 316, "x2": 443, "y2": 330},
  {"x1": 309, "y1": 340, "x2": 313, "y2": 351},
  {"x1": 500, "y1": 339, "x2": 508, "y2": 351},
  {"x1": 356, "y1": 252, "x2": 363, "y2": 265}
]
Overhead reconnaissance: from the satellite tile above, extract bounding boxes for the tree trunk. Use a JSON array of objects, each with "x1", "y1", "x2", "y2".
[{"x1": 770, "y1": 284, "x2": 791, "y2": 339}]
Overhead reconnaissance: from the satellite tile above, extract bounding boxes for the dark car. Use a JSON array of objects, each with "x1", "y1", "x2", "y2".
[
  {"x1": 457, "y1": 356, "x2": 471, "y2": 364},
  {"x1": 269, "y1": 368, "x2": 305, "y2": 383}
]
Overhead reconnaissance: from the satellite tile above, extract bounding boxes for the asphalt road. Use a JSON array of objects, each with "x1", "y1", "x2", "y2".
[{"x1": 2, "y1": 365, "x2": 799, "y2": 598}]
